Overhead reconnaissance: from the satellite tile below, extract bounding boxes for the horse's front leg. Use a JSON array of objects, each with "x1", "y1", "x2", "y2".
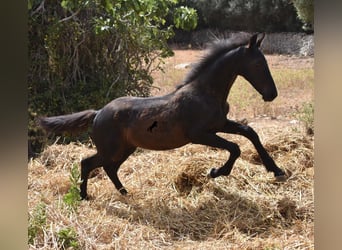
[
  {"x1": 190, "y1": 133, "x2": 241, "y2": 178},
  {"x1": 220, "y1": 120, "x2": 286, "y2": 181}
]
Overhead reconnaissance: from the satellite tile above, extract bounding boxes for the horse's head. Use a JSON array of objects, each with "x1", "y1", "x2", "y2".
[{"x1": 238, "y1": 33, "x2": 277, "y2": 102}]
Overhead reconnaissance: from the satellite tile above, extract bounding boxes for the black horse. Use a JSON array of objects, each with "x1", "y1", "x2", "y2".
[{"x1": 39, "y1": 33, "x2": 286, "y2": 200}]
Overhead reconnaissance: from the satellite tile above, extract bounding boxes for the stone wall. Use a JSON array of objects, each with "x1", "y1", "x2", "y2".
[
  {"x1": 261, "y1": 32, "x2": 314, "y2": 56},
  {"x1": 172, "y1": 29, "x2": 314, "y2": 56}
]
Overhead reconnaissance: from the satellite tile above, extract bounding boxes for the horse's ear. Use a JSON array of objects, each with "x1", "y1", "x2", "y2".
[
  {"x1": 248, "y1": 33, "x2": 258, "y2": 48},
  {"x1": 256, "y1": 33, "x2": 265, "y2": 48}
]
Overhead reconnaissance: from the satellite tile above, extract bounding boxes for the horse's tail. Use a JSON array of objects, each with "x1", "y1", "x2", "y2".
[{"x1": 38, "y1": 109, "x2": 98, "y2": 135}]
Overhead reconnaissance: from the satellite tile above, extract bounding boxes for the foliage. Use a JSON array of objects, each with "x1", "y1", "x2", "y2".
[
  {"x1": 63, "y1": 163, "x2": 82, "y2": 211},
  {"x1": 183, "y1": 0, "x2": 303, "y2": 32},
  {"x1": 291, "y1": 0, "x2": 314, "y2": 31},
  {"x1": 57, "y1": 227, "x2": 80, "y2": 249},
  {"x1": 28, "y1": 0, "x2": 197, "y2": 154},
  {"x1": 28, "y1": 202, "x2": 47, "y2": 244},
  {"x1": 173, "y1": 6, "x2": 198, "y2": 31}
]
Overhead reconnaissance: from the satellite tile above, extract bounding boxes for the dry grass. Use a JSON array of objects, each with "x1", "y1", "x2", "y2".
[
  {"x1": 28, "y1": 128, "x2": 313, "y2": 249},
  {"x1": 28, "y1": 51, "x2": 314, "y2": 249}
]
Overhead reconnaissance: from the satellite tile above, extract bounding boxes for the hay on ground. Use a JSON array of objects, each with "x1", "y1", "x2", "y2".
[{"x1": 28, "y1": 129, "x2": 313, "y2": 249}]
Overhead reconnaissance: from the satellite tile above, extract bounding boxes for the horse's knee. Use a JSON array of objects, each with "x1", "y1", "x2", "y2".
[{"x1": 80, "y1": 188, "x2": 88, "y2": 200}]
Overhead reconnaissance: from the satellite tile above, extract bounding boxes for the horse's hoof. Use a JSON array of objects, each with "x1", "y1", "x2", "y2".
[
  {"x1": 119, "y1": 188, "x2": 128, "y2": 195},
  {"x1": 274, "y1": 175, "x2": 287, "y2": 182},
  {"x1": 80, "y1": 192, "x2": 89, "y2": 200},
  {"x1": 208, "y1": 168, "x2": 219, "y2": 178}
]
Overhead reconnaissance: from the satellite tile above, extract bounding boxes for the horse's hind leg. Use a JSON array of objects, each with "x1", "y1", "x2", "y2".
[
  {"x1": 103, "y1": 147, "x2": 136, "y2": 195},
  {"x1": 103, "y1": 162, "x2": 127, "y2": 195},
  {"x1": 190, "y1": 133, "x2": 241, "y2": 178},
  {"x1": 80, "y1": 154, "x2": 103, "y2": 200},
  {"x1": 221, "y1": 120, "x2": 286, "y2": 180}
]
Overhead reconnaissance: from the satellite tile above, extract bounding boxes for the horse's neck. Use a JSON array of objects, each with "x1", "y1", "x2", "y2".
[{"x1": 197, "y1": 50, "x2": 240, "y2": 104}]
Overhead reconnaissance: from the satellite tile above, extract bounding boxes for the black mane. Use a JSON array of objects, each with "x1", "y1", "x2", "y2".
[{"x1": 179, "y1": 36, "x2": 250, "y2": 87}]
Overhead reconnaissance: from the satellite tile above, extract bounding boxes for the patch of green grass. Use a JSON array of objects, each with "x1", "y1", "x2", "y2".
[
  {"x1": 228, "y1": 76, "x2": 266, "y2": 117},
  {"x1": 28, "y1": 202, "x2": 47, "y2": 244},
  {"x1": 228, "y1": 68, "x2": 314, "y2": 119},
  {"x1": 272, "y1": 68, "x2": 314, "y2": 89},
  {"x1": 57, "y1": 227, "x2": 80, "y2": 249},
  {"x1": 297, "y1": 101, "x2": 314, "y2": 135}
]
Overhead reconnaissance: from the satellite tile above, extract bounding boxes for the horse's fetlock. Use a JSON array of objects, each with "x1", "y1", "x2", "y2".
[
  {"x1": 209, "y1": 168, "x2": 220, "y2": 178},
  {"x1": 80, "y1": 191, "x2": 88, "y2": 200},
  {"x1": 119, "y1": 187, "x2": 128, "y2": 195}
]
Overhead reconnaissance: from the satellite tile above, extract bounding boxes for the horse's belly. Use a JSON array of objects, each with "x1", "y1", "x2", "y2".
[
  {"x1": 126, "y1": 123, "x2": 189, "y2": 150},
  {"x1": 137, "y1": 139, "x2": 189, "y2": 151}
]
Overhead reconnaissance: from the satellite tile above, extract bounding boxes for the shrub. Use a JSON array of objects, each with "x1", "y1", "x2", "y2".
[
  {"x1": 184, "y1": 0, "x2": 303, "y2": 32},
  {"x1": 63, "y1": 163, "x2": 82, "y2": 211},
  {"x1": 291, "y1": 0, "x2": 314, "y2": 31}
]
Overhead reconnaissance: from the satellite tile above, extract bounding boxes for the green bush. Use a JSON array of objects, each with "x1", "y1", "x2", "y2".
[
  {"x1": 184, "y1": 0, "x2": 304, "y2": 32},
  {"x1": 63, "y1": 164, "x2": 82, "y2": 211},
  {"x1": 291, "y1": 0, "x2": 314, "y2": 31}
]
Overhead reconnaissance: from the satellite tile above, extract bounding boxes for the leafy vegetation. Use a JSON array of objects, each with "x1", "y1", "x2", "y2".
[
  {"x1": 28, "y1": 202, "x2": 47, "y2": 245},
  {"x1": 57, "y1": 227, "x2": 80, "y2": 249},
  {"x1": 291, "y1": 0, "x2": 314, "y2": 31},
  {"x1": 183, "y1": 0, "x2": 304, "y2": 32},
  {"x1": 173, "y1": 6, "x2": 198, "y2": 31},
  {"x1": 63, "y1": 163, "x2": 82, "y2": 211}
]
